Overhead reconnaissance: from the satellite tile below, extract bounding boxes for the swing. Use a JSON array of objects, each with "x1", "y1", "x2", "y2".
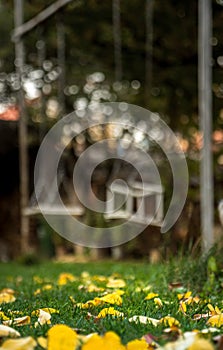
[
  {"x1": 24, "y1": 15, "x2": 84, "y2": 218},
  {"x1": 105, "y1": 181, "x2": 163, "y2": 226}
]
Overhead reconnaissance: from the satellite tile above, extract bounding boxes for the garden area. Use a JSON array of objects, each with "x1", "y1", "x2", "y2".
[{"x1": 0, "y1": 254, "x2": 223, "y2": 350}]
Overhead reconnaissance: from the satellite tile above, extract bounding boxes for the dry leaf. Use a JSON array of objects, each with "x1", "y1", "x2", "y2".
[
  {"x1": 37, "y1": 336, "x2": 47, "y2": 349},
  {"x1": 187, "y1": 337, "x2": 214, "y2": 350},
  {"x1": 0, "y1": 337, "x2": 36, "y2": 350},
  {"x1": 97, "y1": 307, "x2": 124, "y2": 318},
  {"x1": 160, "y1": 316, "x2": 180, "y2": 327},
  {"x1": 129, "y1": 315, "x2": 160, "y2": 326},
  {"x1": 207, "y1": 314, "x2": 223, "y2": 327},
  {"x1": 106, "y1": 279, "x2": 126, "y2": 289},
  {"x1": 0, "y1": 324, "x2": 20, "y2": 337},
  {"x1": 0, "y1": 293, "x2": 16, "y2": 304},
  {"x1": 34, "y1": 309, "x2": 51, "y2": 327},
  {"x1": 3, "y1": 316, "x2": 30, "y2": 327}
]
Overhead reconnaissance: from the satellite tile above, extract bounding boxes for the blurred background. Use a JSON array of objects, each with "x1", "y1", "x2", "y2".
[{"x1": 0, "y1": 0, "x2": 223, "y2": 262}]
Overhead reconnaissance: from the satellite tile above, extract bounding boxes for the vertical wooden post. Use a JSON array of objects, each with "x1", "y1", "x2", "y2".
[
  {"x1": 198, "y1": 0, "x2": 214, "y2": 253},
  {"x1": 145, "y1": 0, "x2": 154, "y2": 106},
  {"x1": 112, "y1": 0, "x2": 122, "y2": 81},
  {"x1": 57, "y1": 13, "x2": 66, "y2": 116},
  {"x1": 36, "y1": 37, "x2": 46, "y2": 140},
  {"x1": 14, "y1": 0, "x2": 30, "y2": 253}
]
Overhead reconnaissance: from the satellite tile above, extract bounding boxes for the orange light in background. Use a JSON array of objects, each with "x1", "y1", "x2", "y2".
[{"x1": 0, "y1": 105, "x2": 20, "y2": 121}]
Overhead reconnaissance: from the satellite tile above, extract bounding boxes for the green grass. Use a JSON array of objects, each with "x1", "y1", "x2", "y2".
[{"x1": 0, "y1": 257, "x2": 222, "y2": 348}]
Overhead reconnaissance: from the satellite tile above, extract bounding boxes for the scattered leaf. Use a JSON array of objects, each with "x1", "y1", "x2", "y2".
[
  {"x1": 0, "y1": 324, "x2": 20, "y2": 338},
  {"x1": 188, "y1": 337, "x2": 214, "y2": 350},
  {"x1": 3, "y1": 315, "x2": 31, "y2": 327},
  {"x1": 144, "y1": 292, "x2": 159, "y2": 300},
  {"x1": 207, "y1": 314, "x2": 223, "y2": 327},
  {"x1": 106, "y1": 279, "x2": 126, "y2": 289},
  {"x1": 0, "y1": 293, "x2": 16, "y2": 304},
  {"x1": 126, "y1": 338, "x2": 148, "y2": 350},
  {"x1": 97, "y1": 307, "x2": 124, "y2": 318},
  {"x1": 47, "y1": 324, "x2": 78, "y2": 350},
  {"x1": 0, "y1": 336, "x2": 36, "y2": 350},
  {"x1": 129, "y1": 315, "x2": 160, "y2": 326}
]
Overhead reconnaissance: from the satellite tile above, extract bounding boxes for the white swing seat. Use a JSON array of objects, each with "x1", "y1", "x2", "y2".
[{"x1": 23, "y1": 205, "x2": 85, "y2": 216}]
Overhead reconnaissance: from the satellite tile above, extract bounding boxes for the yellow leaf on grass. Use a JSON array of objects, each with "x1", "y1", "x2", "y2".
[
  {"x1": 32, "y1": 308, "x2": 58, "y2": 316},
  {"x1": 207, "y1": 313, "x2": 223, "y2": 327},
  {"x1": 160, "y1": 316, "x2": 180, "y2": 327},
  {"x1": 35, "y1": 309, "x2": 51, "y2": 327},
  {"x1": 177, "y1": 291, "x2": 192, "y2": 300},
  {"x1": 97, "y1": 307, "x2": 124, "y2": 318},
  {"x1": 0, "y1": 288, "x2": 15, "y2": 295},
  {"x1": 126, "y1": 339, "x2": 148, "y2": 350},
  {"x1": 37, "y1": 337, "x2": 47, "y2": 349},
  {"x1": 0, "y1": 337, "x2": 36, "y2": 350},
  {"x1": 0, "y1": 324, "x2": 20, "y2": 337},
  {"x1": 179, "y1": 300, "x2": 187, "y2": 313},
  {"x1": 48, "y1": 324, "x2": 78, "y2": 350},
  {"x1": 129, "y1": 315, "x2": 160, "y2": 326},
  {"x1": 144, "y1": 292, "x2": 159, "y2": 300},
  {"x1": 85, "y1": 284, "x2": 104, "y2": 293},
  {"x1": 0, "y1": 311, "x2": 10, "y2": 321},
  {"x1": 92, "y1": 275, "x2": 107, "y2": 283},
  {"x1": 0, "y1": 293, "x2": 16, "y2": 304},
  {"x1": 154, "y1": 297, "x2": 163, "y2": 307},
  {"x1": 99, "y1": 292, "x2": 123, "y2": 305},
  {"x1": 106, "y1": 279, "x2": 126, "y2": 289},
  {"x1": 82, "y1": 331, "x2": 125, "y2": 350},
  {"x1": 3, "y1": 315, "x2": 30, "y2": 327},
  {"x1": 161, "y1": 332, "x2": 196, "y2": 350},
  {"x1": 188, "y1": 337, "x2": 214, "y2": 350},
  {"x1": 77, "y1": 298, "x2": 102, "y2": 309},
  {"x1": 207, "y1": 304, "x2": 221, "y2": 315},
  {"x1": 34, "y1": 284, "x2": 53, "y2": 295},
  {"x1": 58, "y1": 273, "x2": 76, "y2": 285}
]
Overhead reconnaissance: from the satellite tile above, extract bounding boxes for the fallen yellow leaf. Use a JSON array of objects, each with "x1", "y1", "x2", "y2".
[
  {"x1": 0, "y1": 288, "x2": 15, "y2": 295},
  {"x1": 160, "y1": 316, "x2": 180, "y2": 327},
  {"x1": 0, "y1": 324, "x2": 20, "y2": 338},
  {"x1": 129, "y1": 315, "x2": 160, "y2": 326},
  {"x1": 106, "y1": 279, "x2": 126, "y2": 289},
  {"x1": 177, "y1": 291, "x2": 192, "y2": 300},
  {"x1": 0, "y1": 336, "x2": 36, "y2": 350},
  {"x1": 37, "y1": 336, "x2": 47, "y2": 349},
  {"x1": 97, "y1": 307, "x2": 124, "y2": 318},
  {"x1": 32, "y1": 308, "x2": 58, "y2": 316},
  {"x1": 0, "y1": 292, "x2": 16, "y2": 304},
  {"x1": 3, "y1": 316, "x2": 30, "y2": 327},
  {"x1": 188, "y1": 337, "x2": 214, "y2": 350},
  {"x1": 207, "y1": 313, "x2": 223, "y2": 327},
  {"x1": 144, "y1": 292, "x2": 159, "y2": 300},
  {"x1": 58, "y1": 273, "x2": 76, "y2": 285},
  {"x1": 154, "y1": 297, "x2": 163, "y2": 307},
  {"x1": 126, "y1": 339, "x2": 148, "y2": 350},
  {"x1": 0, "y1": 311, "x2": 10, "y2": 321},
  {"x1": 82, "y1": 331, "x2": 125, "y2": 350},
  {"x1": 47, "y1": 324, "x2": 78, "y2": 350},
  {"x1": 34, "y1": 284, "x2": 53, "y2": 295},
  {"x1": 35, "y1": 309, "x2": 51, "y2": 327},
  {"x1": 99, "y1": 292, "x2": 123, "y2": 305}
]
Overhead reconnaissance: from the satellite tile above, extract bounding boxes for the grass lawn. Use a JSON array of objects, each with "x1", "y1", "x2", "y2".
[{"x1": 0, "y1": 258, "x2": 222, "y2": 349}]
